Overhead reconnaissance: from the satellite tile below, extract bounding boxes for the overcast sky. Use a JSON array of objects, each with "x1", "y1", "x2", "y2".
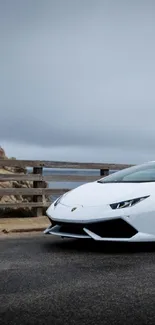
[{"x1": 0, "y1": 0, "x2": 155, "y2": 163}]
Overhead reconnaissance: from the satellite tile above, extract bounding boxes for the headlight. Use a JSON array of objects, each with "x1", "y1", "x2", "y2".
[
  {"x1": 110, "y1": 195, "x2": 149, "y2": 210},
  {"x1": 54, "y1": 195, "x2": 63, "y2": 207},
  {"x1": 53, "y1": 191, "x2": 70, "y2": 207}
]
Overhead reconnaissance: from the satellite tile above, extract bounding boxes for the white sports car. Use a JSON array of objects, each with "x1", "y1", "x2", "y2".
[{"x1": 44, "y1": 161, "x2": 155, "y2": 242}]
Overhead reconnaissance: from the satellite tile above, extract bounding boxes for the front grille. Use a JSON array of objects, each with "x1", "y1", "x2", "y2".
[
  {"x1": 54, "y1": 218, "x2": 137, "y2": 239},
  {"x1": 59, "y1": 224, "x2": 86, "y2": 236}
]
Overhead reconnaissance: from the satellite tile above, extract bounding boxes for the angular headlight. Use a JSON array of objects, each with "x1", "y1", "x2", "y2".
[
  {"x1": 53, "y1": 191, "x2": 70, "y2": 207},
  {"x1": 54, "y1": 195, "x2": 63, "y2": 207},
  {"x1": 110, "y1": 195, "x2": 149, "y2": 210}
]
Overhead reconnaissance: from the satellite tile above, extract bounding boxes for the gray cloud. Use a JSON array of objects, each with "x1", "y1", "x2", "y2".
[{"x1": 0, "y1": 0, "x2": 155, "y2": 162}]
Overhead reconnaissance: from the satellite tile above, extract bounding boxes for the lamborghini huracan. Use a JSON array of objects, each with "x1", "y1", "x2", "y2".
[{"x1": 44, "y1": 161, "x2": 155, "y2": 242}]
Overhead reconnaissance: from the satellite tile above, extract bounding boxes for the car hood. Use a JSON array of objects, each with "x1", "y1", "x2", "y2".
[{"x1": 60, "y1": 181, "x2": 153, "y2": 207}]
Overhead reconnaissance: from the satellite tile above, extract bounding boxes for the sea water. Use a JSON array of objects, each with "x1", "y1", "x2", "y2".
[{"x1": 28, "y1": 168, "x2": 113, "y2": 201}]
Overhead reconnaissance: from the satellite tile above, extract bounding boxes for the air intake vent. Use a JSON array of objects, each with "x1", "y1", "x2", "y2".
[
  {"x1": 87, "y1": 219, "x2": 137, "y2": 238},
  {"x1": 59, "y1": 224, "x2": 86, "y2": 236}
]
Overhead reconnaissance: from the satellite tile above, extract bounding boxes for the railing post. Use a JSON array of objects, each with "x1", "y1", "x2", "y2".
[
  {"x1": 100, "y1": 169, "x2": 109, "y2": 177},
  {"x1": 33, "y1": 167, "x2": 43, "y2": 217}
]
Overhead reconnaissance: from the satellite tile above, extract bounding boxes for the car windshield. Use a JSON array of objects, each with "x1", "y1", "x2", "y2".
[{"x1": 98, "y1": 162, "x2": 155, "y2": 183}]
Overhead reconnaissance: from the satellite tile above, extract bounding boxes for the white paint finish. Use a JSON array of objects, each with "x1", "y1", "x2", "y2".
[
  {"x1": 45, "y1": 162, "x2": 155, "y2": 242},
  {"x1": 59, "y1": 182, "x2": 154, "y2": 207}
]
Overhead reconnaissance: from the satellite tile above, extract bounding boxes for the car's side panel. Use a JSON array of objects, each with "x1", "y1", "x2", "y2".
[{"x1": 128, "y1": 211, "x2": 155, "y2": 236}]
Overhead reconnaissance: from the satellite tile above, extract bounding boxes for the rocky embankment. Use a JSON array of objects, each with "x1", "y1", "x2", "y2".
[{"x1": 0, "y1": 147, "x2": 49, "y2": 217}]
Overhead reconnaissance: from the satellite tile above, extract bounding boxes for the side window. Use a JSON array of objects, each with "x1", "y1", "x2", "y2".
[{"x1": 123, "y1": 169, "x2": 155, "y2": 182}]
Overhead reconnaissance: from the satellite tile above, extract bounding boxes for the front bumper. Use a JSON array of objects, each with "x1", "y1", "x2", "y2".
[
  {"x1": 45, "y1": 202, "x2": 155, "y2": 242},
  {"x1": 44, "y1": 217, "x2": 139, "y2": 241}
]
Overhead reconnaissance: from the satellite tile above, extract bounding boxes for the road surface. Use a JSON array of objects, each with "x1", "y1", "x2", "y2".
[{"x1": 1, "y1": 234, "x2": 155, "y2": 325}]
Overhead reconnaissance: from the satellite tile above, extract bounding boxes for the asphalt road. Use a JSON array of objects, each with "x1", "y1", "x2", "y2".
[{"x1": 1, "y1": 234, "x2": 155, "y2": 325}]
